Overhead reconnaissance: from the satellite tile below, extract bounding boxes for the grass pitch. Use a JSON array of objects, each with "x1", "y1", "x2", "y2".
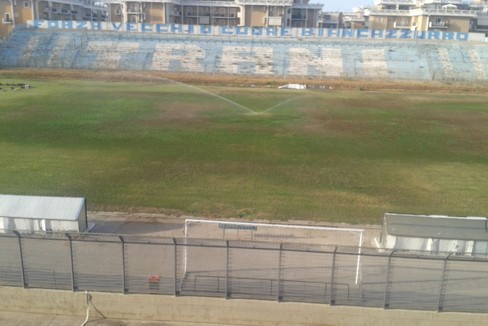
[{"x1": 1, "y1": 74, "x2": 488, "y2": 224}]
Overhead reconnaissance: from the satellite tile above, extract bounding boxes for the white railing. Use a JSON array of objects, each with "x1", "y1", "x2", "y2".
[
  {"x1": 293, "y1": 3, "x2": 323, "y2": 10},
  {"x1": 366, "y1": 8, "x2": 478, "y2": 17},
  {"x1": 374, "y1": 0, "x2": 416, "y2": 5},
  {"x1": 429, "y1": 21, "x2": 449, "y2": 28},
  {"x1": 178, "y1": 1, "x2": 240, "y2": 8},
  {"x1": 411, "y1": 8, "x2": 478, "y2": 16},
  {"x1": 365, "y1": 9, "x2": 411, "y2": 15},
  {"x1": 422, "y1": 0, "x2": 463, "y2": 4},
  {"x1": 236, "y1": 0, "x2": 293, "y2": 5},
  {"x1": 393, "y1": 21, "x2": 411, "y2": 28}
]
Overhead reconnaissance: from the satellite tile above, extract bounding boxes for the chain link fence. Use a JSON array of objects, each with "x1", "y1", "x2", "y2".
[{"x1": 1, "y1": 231, "x2": 488, "y2": 313}]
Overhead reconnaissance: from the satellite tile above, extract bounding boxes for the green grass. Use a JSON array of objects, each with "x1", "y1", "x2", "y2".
[{"x1": 1, "y1": 76, "x2": 488, "y2": 224}]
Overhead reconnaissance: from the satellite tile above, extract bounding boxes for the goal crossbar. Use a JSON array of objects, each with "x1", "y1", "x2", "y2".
[{"x1": 184, "y1": 219, "x2": 364, "y2": 284}]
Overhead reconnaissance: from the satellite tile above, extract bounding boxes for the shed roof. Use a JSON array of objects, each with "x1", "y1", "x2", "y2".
[
  {"x1": 384, "y1": 213, "x2": 488, "y2": 241},
  {"x1": 0, "y1": 194, "x2": 85, "y2": 221}
]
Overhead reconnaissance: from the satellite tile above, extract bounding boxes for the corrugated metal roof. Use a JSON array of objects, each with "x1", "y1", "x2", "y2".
[{"x1": 0, "y1": 194, "x2": 85, "y2": 221}]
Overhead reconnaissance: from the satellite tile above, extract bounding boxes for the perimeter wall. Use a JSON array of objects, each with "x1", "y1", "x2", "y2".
[{"x1": 2, "y1": 287, "x2": 488, "y2": 326}]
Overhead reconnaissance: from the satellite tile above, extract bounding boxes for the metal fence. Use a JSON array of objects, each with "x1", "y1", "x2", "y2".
[{"x1": 1, "y1": 231, "x2": 488, "y2": 313}]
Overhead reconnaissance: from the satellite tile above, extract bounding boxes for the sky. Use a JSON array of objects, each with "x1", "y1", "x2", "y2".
[{"x1": 319, "y1": 0, "x2": 373, "y2": 12}]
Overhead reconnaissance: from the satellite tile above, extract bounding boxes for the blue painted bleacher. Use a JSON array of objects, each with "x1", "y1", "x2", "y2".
[{"x1": 1, "y1": 27, "x2": 487, "y2": 83}]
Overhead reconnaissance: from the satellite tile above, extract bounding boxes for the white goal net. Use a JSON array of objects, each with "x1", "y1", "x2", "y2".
[
  {"x1": 183, "y1": 219, "x2": 364, "y2": 285},
  {"x1": 184, "y1": 218, "x2": 364, "y2": 247}
]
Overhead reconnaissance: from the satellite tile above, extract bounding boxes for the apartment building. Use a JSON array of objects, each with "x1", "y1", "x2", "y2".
[
  {"x1": 364, "y1": 0, "x2": 477, "y2": 33},
  {"x1": 1, "y1": 0, "x2": 33, "y2": 36},
  {"x1": 104, "y1": 0, "x2": 323, "y2": 28},
  {"x1": 0, "y1": 0, "x2": 107, "y2": 37},
  {"x1": 472, "y1": 0, "x2": 488, "y2": 32}
]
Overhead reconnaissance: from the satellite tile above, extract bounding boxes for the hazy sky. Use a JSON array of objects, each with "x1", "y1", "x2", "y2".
[{"x1": 319, "y1": 0, "x2": 373, "y2": 12}]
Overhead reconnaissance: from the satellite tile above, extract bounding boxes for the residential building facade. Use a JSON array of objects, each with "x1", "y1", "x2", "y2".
[
  {"x1": 104, "y1": 0, "x2": 323, "y2": 28},
  {"x1": 1, "y1": 0, "x2": 107, "y2": 37},
  {"x1": 363, "y1": 0, "x2": 478, "y2": 33}
]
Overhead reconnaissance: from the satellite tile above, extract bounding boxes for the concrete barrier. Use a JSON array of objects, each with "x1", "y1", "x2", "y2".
[{"x1": 1, "y1": 286, "x2": 488, "y2": 326}]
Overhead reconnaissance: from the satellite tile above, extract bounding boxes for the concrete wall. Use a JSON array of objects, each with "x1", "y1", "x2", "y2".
[
  {"x1": 1, "y1": 287, "x2": 488, "y2": 326},
  {"x1": 3, "y1": 29, "x2": 488, "y2": 83}
]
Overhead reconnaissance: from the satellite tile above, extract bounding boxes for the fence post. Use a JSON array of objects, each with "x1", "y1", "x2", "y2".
[
  {"x1": 119, "y1": 236, "x2": 127, "y2": 294},
  {"x1": 65, "y1": 233, "x2": 76, "y2": 291},
  {"x1": 329, "y1": 246, "x2": 337, "y2": 305},
  {"x1": 12, "y1": 231, "x2": 26, "y2": 288},
  {"x1": 173, "y1": 238, "x2": 178, "y2": 296},
  {"x1": 437, "y1": 253, "x2": 451, "y2": 312},
  {"x1": 277, "y1": 243, "x2": 283, "y2": 302},
  {"x1": 225, "y1": 240, "x2": 230, "y2": 299},
  {"x1": 383, "y1": 249, "x2": 395, "y2": 309}
]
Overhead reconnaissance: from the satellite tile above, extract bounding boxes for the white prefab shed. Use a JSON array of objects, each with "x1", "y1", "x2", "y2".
[
  {"x1": 380, "y1": 213, "x2": 488, "y2": 256},
  {"x1": 0, "y1": 194, "x2": 87, "y2": 233}
]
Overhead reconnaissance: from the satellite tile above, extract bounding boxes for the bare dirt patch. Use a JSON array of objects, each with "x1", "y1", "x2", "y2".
[
  {"x1": 3, "y1": 68, "x2": 488, "y2": 94},
  {"x1": 87, "y1": 210, "x2": 381, "y2": 248}
]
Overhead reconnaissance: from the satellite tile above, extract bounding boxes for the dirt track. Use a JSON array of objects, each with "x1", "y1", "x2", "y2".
[
  {"x1": 87, "y1": 210, "x2": 382, "y2": 248},
  {"x1": 3, "y1": 68, "x2": 488, "y2": 93}
]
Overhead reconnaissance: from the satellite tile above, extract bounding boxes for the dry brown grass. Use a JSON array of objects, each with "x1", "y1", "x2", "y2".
[{"x1": 3, "y1": 68, "x2": 488, "y2": 94}]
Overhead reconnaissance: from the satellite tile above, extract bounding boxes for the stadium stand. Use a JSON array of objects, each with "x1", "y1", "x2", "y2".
[{"x1": 1, "y1": 28, "x2": 488, "y2": 83}]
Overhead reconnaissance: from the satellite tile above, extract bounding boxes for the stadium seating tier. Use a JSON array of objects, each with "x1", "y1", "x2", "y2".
[{"x1": 1, "y1": 29, "x2": 487, "y2": 83}]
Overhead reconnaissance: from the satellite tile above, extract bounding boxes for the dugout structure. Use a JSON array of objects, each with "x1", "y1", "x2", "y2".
[
  {"x1": 0, "y1": 194, "x2": 87, "y2": 233},
  {"x1": 380, "y1": 213, "x2": 488, "y2": 256}
]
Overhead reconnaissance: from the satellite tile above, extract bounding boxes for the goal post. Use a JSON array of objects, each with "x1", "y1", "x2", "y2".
[
  {"x1": 185, "y1": 218, "x2": 363, "y2": 246},
  {"x1": 184, "y1": 219, "x2": 364, "y2": 284}
]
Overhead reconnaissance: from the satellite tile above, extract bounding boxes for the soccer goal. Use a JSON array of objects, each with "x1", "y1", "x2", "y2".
[
  {"x1": 184, "y1": 218, "x2": 363, "y2": 247},
  {"x1": 184, "y1": 219, "x2": 364, "y2": 284}
]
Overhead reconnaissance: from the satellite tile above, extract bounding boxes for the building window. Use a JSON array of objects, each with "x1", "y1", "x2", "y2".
[
  {"x1": 23, "y1": 1, "x2": 29, "y2": 8},
  {"x1": 3, "y1": 12, "x2": 12, "y2": 23}
]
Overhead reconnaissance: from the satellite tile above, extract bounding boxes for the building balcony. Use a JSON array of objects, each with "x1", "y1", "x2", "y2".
[
  {"x1": 393, "y1": 21, "x2": 411, "y2": 28},
  {"x1": 374, "y1": 0, "x2": 415, "y2": 5},
  {"x1": 365, "y1": 7, "x2": 478, "y2": 18},
  {"x1": 321, "y1": 19, "x2": 340, "y2": 25},
  {"x1": 422, "y1": 0, "x2": 462, "y2": 4},
  {"x1": 365, "y1": 9, "x2": 411, "y2": 16},
  {"x1": 180, "y1": 0, "x2": 237, "y2": 6},
  {"x1": 57, "y1": 0, "x2": 102, "y2": 9},
  {"x1": 411, "y1": 8, "x2": 478, "y2": 17},
  {"x1": 292, "y1": 3, "x2": 323, "y2": 9},
  {"x1": 236, "y1": 0, "x2": 293, "y2": 5},
  {"x1": 213, "y1": 12, "x2": 237, "y2": 18},
  {"x1": 127, "y1": 5, "x2": 142, "y2": 13},
  {"x1": 429, "y1": 21, "x2": 449, "y2": 28},
  {"x1": 266, "y1": 16, "x2": 283, "y2": 25}
]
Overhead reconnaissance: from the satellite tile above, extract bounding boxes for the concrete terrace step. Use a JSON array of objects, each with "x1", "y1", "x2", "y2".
[{"x1": 1, "y1": 29, "x2": 488, "y2": 83}]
